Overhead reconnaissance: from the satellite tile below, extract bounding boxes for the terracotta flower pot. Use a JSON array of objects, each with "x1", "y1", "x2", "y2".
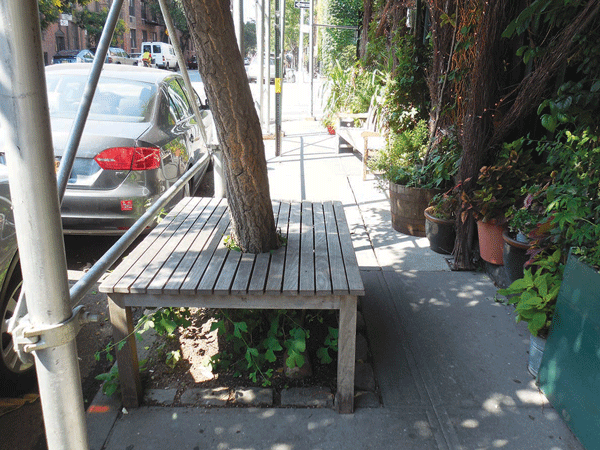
[
  {"x1": 327, "y1": 125, "x2": 336, "y2": 135},
  {"x1": 477, "y1": 220, "x2": 506, "y2": 265},
  {"x1": 424, "y1": 207, "x2": 455, "y2": 254}
]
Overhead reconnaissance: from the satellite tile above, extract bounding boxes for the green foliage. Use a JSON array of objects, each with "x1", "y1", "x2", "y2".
[
  {"x1": 209, "y1": 309, "x2": 337, "y2": 386},
  {"x1": 471, "y1": 139, "x2": 549, "y2": 223},
  {"x1": 369, "y1": 120, "x2": 460, "y2": 189},
  {"x1": 93, "y1": 307, "x2": 192, "y2": 396},
  {"x1": 95, "y1": 364, "x2": 120, "y2": 397},
  {"x1": 498, "y1": 249, "x2": 564, "y2": 337},
  {"x1": 320, "y1": 0, "x2": 362, "y2": 71},
  {"x1": 72, "y1": 8, "x2": 126, "y2": 47},
  {"x1": 38, "y1": 0, "x2": 89, "y2": 31},
  {"x1": 428, "y1": 185, "x2": 460, "y2": 221},
  {"x1": 223, "y1": 235, "x2": 242, "y2": 252}
]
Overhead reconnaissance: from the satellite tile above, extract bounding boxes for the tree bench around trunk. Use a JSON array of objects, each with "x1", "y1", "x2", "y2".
[
  {"x1": 336, "y1": 107, "x2": 386, "y2": 180},
  {"x1": 99, "y1": 196, "x2": 364, "y2": 414}
]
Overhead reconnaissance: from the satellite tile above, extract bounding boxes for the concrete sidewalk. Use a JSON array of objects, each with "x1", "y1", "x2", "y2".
[{"x1": 87, "y1": 119, "x2": 583, "y2": 450}]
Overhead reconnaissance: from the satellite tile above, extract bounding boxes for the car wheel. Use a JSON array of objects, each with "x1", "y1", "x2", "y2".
[{"x1": 0, "y1": 264, "x2": 36, "y2": 396}]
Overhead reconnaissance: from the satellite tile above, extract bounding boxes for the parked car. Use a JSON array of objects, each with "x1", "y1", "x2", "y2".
[
  {"x1": 45, "y1": 64, "x2": 214, "y2": 235},
  {"x1": 91, "y1": 47, "x2": 137, "y2": 65},
  {"x1": 0, "y1": 166, "x2": 32, "y2": 396},
  {"x1": 246, "y1": 56, "x2": 276, "y2": 83},
  {"x1": 52, "y1": 49, "x2": 94, "y2": 64},
  {"x1": 141, "y1": 42, "x2": 178, "y2": 70},
  {"x1": 187, "y1": 55, "x2": 198, "y2": 70}
]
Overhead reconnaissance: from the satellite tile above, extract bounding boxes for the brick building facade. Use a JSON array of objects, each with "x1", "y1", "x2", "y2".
[{"x1": 40, "y1": 0, "x2": 192, "y2": 65}]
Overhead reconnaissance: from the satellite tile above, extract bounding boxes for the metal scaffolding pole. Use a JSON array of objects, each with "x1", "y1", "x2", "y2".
[
  {"x1": 257, "y1": 0, "x2": 265, "y2": 127},
  {"x1": 0, "y1": 1, "x2": 89, "y2": 449},
  {"x1": 265, "y1": 3, "x2": 271, "y2": 134},
  {"x1": 309, "y1": 0, "x2": 314, "y2": 117},
  {"x1": 233, "y1": 0, "x2": 244, "y2": 56}
]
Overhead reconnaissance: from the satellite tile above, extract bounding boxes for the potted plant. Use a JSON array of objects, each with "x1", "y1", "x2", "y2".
[
  {"x1": 470, "y1": 139, "x2": 546, "y2": 265},
  {"x1": 502, "y1": 184, "x2": 550, "y2": 283},
  {"x1": 369, "y1": 121, "x2": 460, "y2": 236},
  {"x1": 424, "y1": 186, "x2": 459, "y2": 254},
  {"x1": 498, "y1": 248, "x2": 564, "y2": 377}
]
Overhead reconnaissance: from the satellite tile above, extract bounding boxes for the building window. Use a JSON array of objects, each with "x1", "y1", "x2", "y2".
[
  {"x1": 130, "y1": 29, "x2": 137, "y2": 50},
  {"x1": 129, "y1": 0, "x2": 135, "y2": 16},
  {"x1": 55, "y1": 31, "x2": 65, "y2": 52},
  {"x1": 141, "y1": 1, "x2": 147, "y2": 20},
  {"x1": 152, "y1": 32, "x2": 157, "y2": 41},
  {"x1": 142, "y1": 30, "x2": 148, "y2": 42}
]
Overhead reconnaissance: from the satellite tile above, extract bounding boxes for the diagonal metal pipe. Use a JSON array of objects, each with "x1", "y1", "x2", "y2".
[{"x1": 56, "y1": 0, "x2": 124, "y2": 202}]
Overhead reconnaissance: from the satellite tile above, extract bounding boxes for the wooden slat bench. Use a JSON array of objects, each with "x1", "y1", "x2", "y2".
[
  {"x1": 99, "y1": 196, "x2": 364, "y2": 414},
  {"x1": 336, "y1": 106, "x2": 386, "y2": 180}
]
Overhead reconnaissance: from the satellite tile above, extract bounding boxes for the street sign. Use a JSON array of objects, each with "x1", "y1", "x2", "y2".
[{"x1": 294, "y1": 1, "x2": 309, "y2": 8}]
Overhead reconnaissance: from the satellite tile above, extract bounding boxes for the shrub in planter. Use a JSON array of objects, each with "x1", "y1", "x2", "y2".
[
  {"x1": 425, "y1": 187, "x2": 459, "y2": 254},
  {"x1": 470, "y1": 139, "x2": 549, "y2": 264},
  {"x1": 369, "y1": 122, "x2": 460, "y2": 236}
]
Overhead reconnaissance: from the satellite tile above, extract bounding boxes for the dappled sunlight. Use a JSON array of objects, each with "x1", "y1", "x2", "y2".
[
  {"x1": 461, "y1": 418, "x2": 479, "y2": 428},
  {"x1": 481, "y1": 393, "x2": 517, "y2": 416},
  {"x1": 515, "y1": 379, "x2": 550, "y2": 406}
]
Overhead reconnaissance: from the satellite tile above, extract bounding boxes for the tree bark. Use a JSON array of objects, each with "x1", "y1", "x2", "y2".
[{"x1": 181, "y1": 0, "x2": 278, "y2": 254}]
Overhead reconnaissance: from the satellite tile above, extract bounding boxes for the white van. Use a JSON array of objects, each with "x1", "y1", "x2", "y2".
[{"x1": 141, "y1": 42, "x2": 178, "y2": 70}]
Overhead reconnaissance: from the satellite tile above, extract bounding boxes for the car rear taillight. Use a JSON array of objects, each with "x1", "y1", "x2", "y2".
[
  {"x1": 94, "y1": 147, "x2": 160, "y2": 171},
  {"x1": 107, "y1": 56, "x2": 113, "y2": 63}
]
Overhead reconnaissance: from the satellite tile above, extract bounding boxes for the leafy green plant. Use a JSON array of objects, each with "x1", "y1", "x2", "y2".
[
  {"x1": 368, "y1": 120, "x2": 459, "y2": 189},
  {"x1": 94, "y1": 307, "x2": 192, "y2": 396},
  {"x1": 470, "y1": 138, "x2": 548, "y2": 223},
  {"x1": 209, "y1": 309, "x2": 338, "y2": 386},
  {"x1": 428, "y1": 186, "x2": 460, "y2": 221},
  {"x1": 498, "y1": 249, "x2": 564, "y2": 337}
]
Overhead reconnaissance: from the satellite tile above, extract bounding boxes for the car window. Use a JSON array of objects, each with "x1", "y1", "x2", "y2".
[
  {"x1": 153, "y1": 44, "x2": 161, "y2": 53},
  {"x1": 143, "y1": 44, "x2": 151, "y2": 53},
  {"x1": 167, "y1": 78, "x2": 193, "y2": 119},
  {"x1": 46, "y1": 73, "x2": 157, "y2": 122}
]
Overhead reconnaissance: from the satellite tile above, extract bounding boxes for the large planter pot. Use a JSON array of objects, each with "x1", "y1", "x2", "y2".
[
  {"x1": 424, "y1": 207, "x2": 455, "y2": 254},
  {"x1": 528, "y1": 334, "x2": 546, "y2": 378},
  {"x1": 502, "y1": 230, "x2": 531, "y2": 284},
  {"x1": 476, "y1": 220, "x2": 506, "y2": 265},
  {"x1": 389, "y1": 183, "x2": 440, "y2": 237}
]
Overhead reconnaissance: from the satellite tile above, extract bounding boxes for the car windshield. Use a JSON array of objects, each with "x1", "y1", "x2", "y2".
[{"x1": 46, "y1": 73, "x2": 157, "y2": 122}]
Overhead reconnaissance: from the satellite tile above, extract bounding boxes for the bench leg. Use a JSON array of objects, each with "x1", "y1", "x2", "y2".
[
  {"x1": 336, "y1": 295, "x2": 357, "y2": 413},
  {"x1": 363, "y1": 146, "x2": 369, "y2": 181},
  {"x1": 108, "y1": 296, "x2": 142, "y2": 408}
]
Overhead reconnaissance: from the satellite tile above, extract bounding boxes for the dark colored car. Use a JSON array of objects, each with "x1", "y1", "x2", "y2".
[
  {"x1": 0, "y1": 166, "x2": 32, "y2": 396},
  {"x1": 45, "y1": 64, "x2": 214, "y2": 235},
  {"x1": 52, "y1": 49, "x2": 94, "y2": 64},
  {"x1": 187, "y1": 55, "x2": 198, "y2": 70}
]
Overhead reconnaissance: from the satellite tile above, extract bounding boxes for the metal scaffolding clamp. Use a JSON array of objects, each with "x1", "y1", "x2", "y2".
[{"x1": 14, "y1": 305, "x2": 98, "y2": 354}]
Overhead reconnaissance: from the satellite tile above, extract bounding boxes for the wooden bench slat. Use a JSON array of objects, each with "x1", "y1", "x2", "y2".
[
  {"x1": 246, "y1": 202, "x2": 281, "y2": 294},
  {"x1": 178, "y1": 209, "x2": 230, "y2": 294},
  {"x1": 299, "y1": 201, "x2": 315, "y2": 293},
  {"x1": 264, "y1": 202, "x2": 290, "y2": 294},
  {"x1": 230, "y1": 252, "x2": 257, "y2": 294},
  {"x1": 323, "y1": 201, "x2": 349, "y2": 294},
  {"x1": 112, "y1": 198, "x2": 199, "y2": 294},
  {"x1": 145, "y1": 198, "x2": 219, "y2": 294},
  {"x1": 333, "y1": 201, "x2": 365, "y2": 295},
  {"x1": 313, "y1": 203, "x2": 332, "y2": 294},
  {"x1": 130, "y1": 197, "x2": 212, "y2": 294},
  {"x1": 161, "y1": 201, "x2": 228, "y2": 294},
  {"x1": 214, "y1": 246, "x2": 244, "y2": 294},
  {"x1": 195, "y1": 223, "x2": 233, "y2": 294},
  {"x1": 99, "y1": 196, "x2": 193, "y2": 293},
  {"x1": 282, "y1": 202, "x2": 302, "y2": 294}
]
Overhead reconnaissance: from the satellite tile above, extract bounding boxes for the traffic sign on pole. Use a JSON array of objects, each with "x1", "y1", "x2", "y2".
[{"x1": 294, "y1": 1, "x2": 309, "y2": 8}]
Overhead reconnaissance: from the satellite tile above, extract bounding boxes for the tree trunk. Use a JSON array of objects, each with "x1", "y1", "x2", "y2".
[
  {"x1": 181, "y1": 0, "x2": 278, "y2": 254},
  {"x1": 359, "y1": 0, "x2": 374, "y2": 60}
]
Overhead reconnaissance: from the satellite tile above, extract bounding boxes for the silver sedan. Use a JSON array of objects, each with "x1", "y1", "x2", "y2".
[{"x1": 46, "y1": 64, "x2": 213, "y2": 235}]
